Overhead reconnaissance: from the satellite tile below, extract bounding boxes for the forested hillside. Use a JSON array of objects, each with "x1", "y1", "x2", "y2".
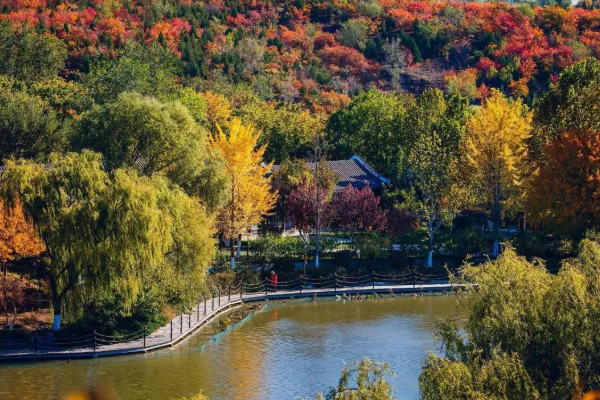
[{"x1": 2, "y1": 0, "x2": 599, "y2": 113}]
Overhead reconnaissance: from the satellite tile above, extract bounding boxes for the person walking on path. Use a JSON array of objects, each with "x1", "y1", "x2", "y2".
[{"x1": 270, "y1": 271, "x2": 278, "y2": 292}]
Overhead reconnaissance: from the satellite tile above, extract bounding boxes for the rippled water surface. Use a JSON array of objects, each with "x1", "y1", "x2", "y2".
[{"x1": 0, "y1": 295, "x2": 464, "y2": 400}]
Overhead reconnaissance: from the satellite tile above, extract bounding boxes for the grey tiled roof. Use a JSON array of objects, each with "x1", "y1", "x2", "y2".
[{"x1": 272, "y1": 155, "x2": 390, "y2": 192}]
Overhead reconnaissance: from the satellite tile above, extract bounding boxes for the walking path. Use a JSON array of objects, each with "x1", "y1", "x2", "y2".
[{"x1": 0, "y1": 272, "x2": 459, "y2": 362}]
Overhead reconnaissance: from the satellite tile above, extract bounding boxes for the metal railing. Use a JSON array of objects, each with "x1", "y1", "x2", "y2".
[{"x1": 0, "y1": 271, "x2": 453, "y2": 360}]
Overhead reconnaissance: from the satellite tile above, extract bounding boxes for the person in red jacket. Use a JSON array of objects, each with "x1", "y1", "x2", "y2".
[{"x1": 270, "y1": 271, "x2": 278, "y2": 292}]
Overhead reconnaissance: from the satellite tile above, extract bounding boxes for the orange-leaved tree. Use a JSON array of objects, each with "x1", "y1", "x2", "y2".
[
  {"x1": 208, "y1": 118, "x2": 277, "y2": 268},
  {"x1": 528, "y1": 130, "x2": 600, "y2": 235},
  {"x1": 0, "y1": 197, "x2": 45, "y2": 276}
]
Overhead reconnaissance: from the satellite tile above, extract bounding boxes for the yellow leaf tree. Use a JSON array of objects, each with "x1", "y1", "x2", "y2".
[
  {"x1": 462, "y1": 90, "x2": 531, "y2": 256},
  {"x1": 209, "y1": 118, "x2": 277, "y2": 267},
  {"x1": 0, "y1": 197, "x2": 45, "y2": 276}
]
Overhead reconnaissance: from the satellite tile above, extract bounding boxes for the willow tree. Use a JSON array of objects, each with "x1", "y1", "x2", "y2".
[
  {"x1": 1, "y1": 151, "x2": 216, "y2": 330},
  {"x1": 209, "y1": 118, "x2": 277, "y2": 268},
  {"x1": 76, "y1": 92, "x2": 229, "y2": 212},
  {"x1": 462, "y1": 90, "x2": 531, "y2": 256},
  {"x1": 420, "y1": 239, "x2": 600, "y2": 400}
]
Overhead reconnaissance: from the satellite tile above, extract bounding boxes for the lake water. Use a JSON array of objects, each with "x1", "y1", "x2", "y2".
[{"x1": 0, "y1": 295, "x2": 464, "y2": 400}]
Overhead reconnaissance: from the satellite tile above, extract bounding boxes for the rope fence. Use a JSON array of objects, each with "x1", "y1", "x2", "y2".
[{"x1": 0, "y1": 270, "x2": 455, "y2": 360}]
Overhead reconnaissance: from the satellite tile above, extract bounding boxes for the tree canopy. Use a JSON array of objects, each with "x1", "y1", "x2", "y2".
[
  {"x1": 1, "y1": 151, "x2": 215, "y2": 329},
  {"x1": 420, "y1": 239, "x2": 600, "y2": 400}
]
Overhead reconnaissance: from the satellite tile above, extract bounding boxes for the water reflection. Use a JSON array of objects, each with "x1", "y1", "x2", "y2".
[{"x1": 0, "y1": 295, "x2": 464, "y2": 400}]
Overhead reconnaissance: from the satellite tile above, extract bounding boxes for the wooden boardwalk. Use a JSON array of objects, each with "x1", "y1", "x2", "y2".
[{"x1": 0, "y1": 279, "x2": 458, "y2": 362}]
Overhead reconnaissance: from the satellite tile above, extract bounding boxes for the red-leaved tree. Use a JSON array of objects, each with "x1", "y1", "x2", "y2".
[
  {"x1": 286, "y1": 178, "x2": 333, "y2": 244},
  {"x1": 331, "y1": 185, "x2": 387, "y2": 239}
]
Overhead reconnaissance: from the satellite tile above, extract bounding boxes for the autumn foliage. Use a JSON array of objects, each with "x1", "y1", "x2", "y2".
[
  {"x1": 528, "y1": 130, "x2": 600, "y2": 234},
  {"x1": 0, "y1": 197, "x2": 44, "y2": 268},
  {"x1": 208, "y1": 118, "x2": 277, "y2": 251},
  {"x1": 331, "y1": 185, "x2": 387, "y2": 234},
  {"x1": 2, "y1": 0, "x2": 600, "y2": 110}
]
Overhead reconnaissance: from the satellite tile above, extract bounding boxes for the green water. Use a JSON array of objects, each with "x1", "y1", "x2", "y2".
[{"x1": 0, "y1": 295, "x2": 464, "y2": 400}]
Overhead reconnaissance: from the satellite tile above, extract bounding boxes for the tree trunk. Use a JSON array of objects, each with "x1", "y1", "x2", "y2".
[
  {"x1": 427, "y1": 223, "x2": 434, "y2": 268},
  {"x1": 230, "y1": 236, "x2": 236, "y2": 268},
  {"x1": 492, "y1": 193, "x2": 501, "y2": 258},
  {"x1": 51, "y1": 296, "x2": 62, "y2": 331},
  {"x1": 281, "y1": 200, "x2": 286, "y2": 233}
]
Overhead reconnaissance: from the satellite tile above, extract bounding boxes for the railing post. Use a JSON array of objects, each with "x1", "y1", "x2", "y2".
[
  {"x1": 212, "y1": 294, "x2": 215, "y2": 310},
  {"x1": 143, "y1": 327, "x2": 146, "y2": 349},
  {"x1": 93, "y1": 330, "x2": 96, "y2": 355},
  {"x1": 265, "y1": 279, "x2": 268, "y2": 297},
  {"x1": 35, "y1": 332, "x2": 38, "y2": 354},
  {"x1": 240, "y1": 284, "x2": 244, "y2": 300},
  {"x1": 334, "y1": 274, "x2": 337, "y2": 293},
  {"x1": 204, "y1": 296, "x2": 207, "y2": 314},
  {"x1": 372, "y1": 271, "x2": 375, "y2": 290},
  {"x1": 180, "y1": 314, "x2": 183, "y2": 334},
  {"x1": 189, "y1": 313, "x2": 191, "y2": 328},
  {"x1": 170, "y1": 320, "x2": 173, "y2": 342},
  {"x1": 197, "y1": 302, "x2": 200, "y2": 320},
  {"x1": 218, "y1": 289, "x2": 221, "y2": 306},
  {"x1": 228, "y1": 286, "x2": 231, "y2": 302},
  {"x1": 413, "y1": 270, "x2": 416, "y2": 288},
  {"x1": 299, "y1": 276, "x2": 302, "y2": 294}
]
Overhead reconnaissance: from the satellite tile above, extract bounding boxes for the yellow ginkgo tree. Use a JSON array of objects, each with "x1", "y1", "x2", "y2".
[
  {"x1": 209, "y1": 118, "x2": 277, "y2": 267},
  {"x1": 462, "y1": 89, "x2": 531, "y2": 256}
]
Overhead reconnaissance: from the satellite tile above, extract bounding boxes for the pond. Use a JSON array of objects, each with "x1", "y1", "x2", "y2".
[{"x1": 0, "y1": 295, "x2": 464, "y2": 400}]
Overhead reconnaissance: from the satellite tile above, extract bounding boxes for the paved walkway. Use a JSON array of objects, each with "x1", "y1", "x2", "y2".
[{"x1": 0, "y1": 281, "x2": 459, "y2": 361}]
